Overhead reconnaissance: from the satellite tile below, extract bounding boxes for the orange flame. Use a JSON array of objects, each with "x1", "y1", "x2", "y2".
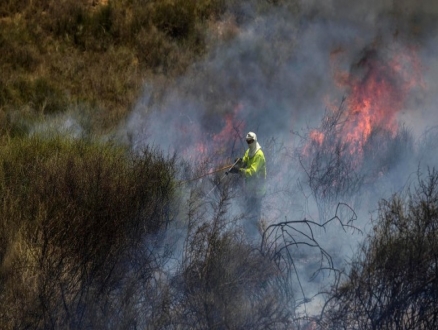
[
  {"x1": 331, "y1": 45, "x2": 421, "y2": 157},
  {"x1": 211, "y1": 103, "x2": 245, "y2": 155},
  {"x1": 309, "y1": 130, "x2": 325, "y2": 145},
  {"x1": 213, "y1": 112, "x2": 237, "y2": 143}
]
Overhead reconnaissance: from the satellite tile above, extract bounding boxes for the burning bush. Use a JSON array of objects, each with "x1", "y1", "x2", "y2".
[
  {"x1": 298, "y1": 98, "x2": 365, "y2": 210},
  {"x1": 299, "y1": 96, "x2": 416, "y2": 219},
  {"x1": 297, "y1": 40, "x2": 421, "y2": 218}
]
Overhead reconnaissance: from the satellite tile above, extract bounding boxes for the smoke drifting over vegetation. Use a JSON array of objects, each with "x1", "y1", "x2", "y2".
[
  {"x1": 127, "y1": 0, "x2": 438, "y2": 152},
  {"x1": 125, "y1": 0, "x2": 438, "y2": 326},
  {"x1": 127, "y1": 0, "x2": 438, "y2": 224},
  {"x1": 2, "y1": 0, "x2": 438, "y2": 329}
]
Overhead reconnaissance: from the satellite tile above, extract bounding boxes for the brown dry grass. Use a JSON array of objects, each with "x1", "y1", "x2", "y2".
[{"x1": 0, "y1": 0, "x2": 237, "y2": 135}]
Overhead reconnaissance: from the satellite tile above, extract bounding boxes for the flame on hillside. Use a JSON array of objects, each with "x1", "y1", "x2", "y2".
[{"x1": 307, "y1": 43, "x2": 422, "y2": 161}]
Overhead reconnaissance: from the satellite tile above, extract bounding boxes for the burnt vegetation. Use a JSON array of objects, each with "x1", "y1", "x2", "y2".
[
  {"x1": 298, "y1": 98, "x2": 365, "y2": 210},
  {"x1": 166, "y1": 170, "x2": 362, "y2": 329},
  {"x1": 321, "y1": 169, "x2": 438, "y2": 329}
]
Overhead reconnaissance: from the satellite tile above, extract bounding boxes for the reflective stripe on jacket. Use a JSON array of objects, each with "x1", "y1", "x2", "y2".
[{"x1": 240, "y1": 149, "x2": 266, "y2": 197}]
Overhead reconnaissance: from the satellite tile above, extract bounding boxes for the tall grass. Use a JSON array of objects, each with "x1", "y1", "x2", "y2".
[{"x1": 0, "y1": 135, "x2": 176, "y2": 329}]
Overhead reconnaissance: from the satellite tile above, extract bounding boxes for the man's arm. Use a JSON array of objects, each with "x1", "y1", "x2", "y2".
[{"x1": 240, "y1": 153, "x2": 264, "y2": 178}]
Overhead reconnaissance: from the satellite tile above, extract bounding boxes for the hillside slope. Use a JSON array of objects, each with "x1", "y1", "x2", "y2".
[{"x1": 0, "y1": 0, "x2": 247, "y2": 136}]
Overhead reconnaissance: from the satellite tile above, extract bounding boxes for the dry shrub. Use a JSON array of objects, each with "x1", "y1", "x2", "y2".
[
  {"x1": 0, "y1": 135, "x2": 176, "y2": 329},
  {"x1": 167, "y1": 175, "x2": 294, "y2": 329},
  {"x1": 298, "y1": 99, "x2": 416, "y2": 219},
  {"x1": 322, "y1": 168, "x2": 438, "y2": 329}
]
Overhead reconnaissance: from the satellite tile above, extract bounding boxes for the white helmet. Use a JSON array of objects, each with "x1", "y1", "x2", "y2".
[{"x1": 246, "y1": 132, "x2": 257, "y2": 143}]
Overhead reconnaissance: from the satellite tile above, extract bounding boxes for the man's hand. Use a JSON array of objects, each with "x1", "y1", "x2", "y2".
[
  {"x1": 226, "y1": 158, "x2": 243, "y2": 175},
  {"x1": 229, "y1": 166, "x2": 240, "y2": 174}
]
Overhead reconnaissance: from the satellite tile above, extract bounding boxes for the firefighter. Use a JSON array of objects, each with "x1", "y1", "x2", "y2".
[{"x1": 229, "y1": 131, "x2": 267, "y2": 238}]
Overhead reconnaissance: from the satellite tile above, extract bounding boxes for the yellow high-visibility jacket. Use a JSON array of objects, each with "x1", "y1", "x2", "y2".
[{"x1": 240, "y1": 149, "x2": 266, "y2": 197}]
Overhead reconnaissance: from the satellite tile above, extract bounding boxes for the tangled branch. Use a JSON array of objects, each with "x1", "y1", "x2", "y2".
[{"x1": 259, "y1": 203, "x2": 362, "y2": 317}]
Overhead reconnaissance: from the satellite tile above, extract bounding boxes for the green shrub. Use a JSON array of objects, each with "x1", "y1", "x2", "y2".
[{"x1": 0, "y1": 136, "x2": 176, "y2": 329}]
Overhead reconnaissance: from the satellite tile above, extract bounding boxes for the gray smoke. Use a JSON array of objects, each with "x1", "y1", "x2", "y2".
[{"x1": 124, "y1": 0, "x2": 438, "y2": 317}]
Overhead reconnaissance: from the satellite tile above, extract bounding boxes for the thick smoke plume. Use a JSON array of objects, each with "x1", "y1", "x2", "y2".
[
  {"x1": 124, "y1": 0, "x2": 438, "y2": 319},
  {"x1": 127, "y1": 1, "x2": 437, "y2": 151}
]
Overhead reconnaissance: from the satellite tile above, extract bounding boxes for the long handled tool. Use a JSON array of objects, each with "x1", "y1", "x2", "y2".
[
  {"x1": 203, "y1": 158, "x2": 241, "y2": 198},
  {"x1": 179, "y1": 158, "x2": 240, "y2": 185}
]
